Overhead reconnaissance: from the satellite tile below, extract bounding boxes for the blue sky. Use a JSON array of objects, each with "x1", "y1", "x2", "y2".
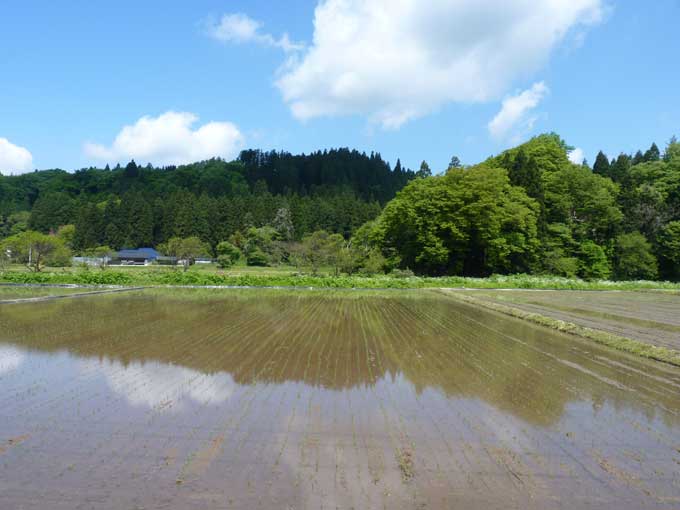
[{"x1": 0, "y1": 0, "x2": 678, "y2": 174}]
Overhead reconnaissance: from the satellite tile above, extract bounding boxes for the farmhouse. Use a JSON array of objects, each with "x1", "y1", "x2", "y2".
[{"x1": 114, "y1": 248, "x2": 159, "y2": 265}]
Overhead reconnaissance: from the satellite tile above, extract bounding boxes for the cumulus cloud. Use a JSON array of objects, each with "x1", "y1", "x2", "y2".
[
  {"x1": 568, "y1": 147, "x2": 585, "y2": 164},
  {"x1": 487, "y1": 82, "x2": 549, "y2": 140},
  {"x1": 96, "y1": 359, "x2": 236, "y2": 411},
  {"x1": 205, "y1": 13, "x2": 302, "y2": 52},
  {"x1": 84, "y1": 111, "x2": 245, "y2": 166},
  {"x1": 276, "y1": 0, "x2": 604, "y2": 128},
  {"x1": 0, "y1": 137, "x2": 33, "y2": 175},
  {"x1": 0, "y1": 346, "x2": 26, "y2": 375}
]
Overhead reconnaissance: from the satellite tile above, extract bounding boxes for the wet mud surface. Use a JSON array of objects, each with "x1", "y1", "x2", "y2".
[
  {"x1": 0, "y1": 289, "x2": 679, "y2": 509},
  {"x1": 460, "y1": 290, "x2": 680, "y2": 350}
]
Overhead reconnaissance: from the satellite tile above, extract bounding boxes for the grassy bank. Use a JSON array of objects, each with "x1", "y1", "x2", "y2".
[
  {"x1": 440, "y1": 290, "x2": 680, "y2": 367},
  {"x1": 1, "y1": 265, "x2": 680, "y2": 290}
]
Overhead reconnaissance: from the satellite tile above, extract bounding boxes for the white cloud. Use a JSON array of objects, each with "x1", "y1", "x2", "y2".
[
  {"x1": 206, "y1": 13, "x2": 302, "y2": 53},
  {"x1": 0, "y1": 346, "x2": 26, "y2": 375},
  {"x1": 487, "y1": 82, "x2": 549, "y2": 140},
  {"x1": 0, "y1": 137, "x2": 33, "y2": 175},
  {"x1": 568, "y1": 147, "x2": 585, "y2": 164},
  {"x1": 95, "y1": 359, "x2": 235, "y2": 411},
  {"x1": 276, "y1": 0, "x2": 604, "y2": 128},
  {"x1": 84, "y1": 111, "x2": 245, "y2": 166}
]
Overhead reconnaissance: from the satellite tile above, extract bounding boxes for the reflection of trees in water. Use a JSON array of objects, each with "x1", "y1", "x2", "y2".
[{"x1": 1, "y1": 291, "x2": 678, "y2": 428}]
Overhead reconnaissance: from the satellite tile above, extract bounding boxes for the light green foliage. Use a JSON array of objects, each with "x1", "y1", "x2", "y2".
[
  {"x1": 243, "y1": 226, "x2": 282, "y2": 266},
  {"x1": 84, "y1": 245, "x2": 114, "y2": 270},
  {"x1": 542, "y1": 252, "x2": 579, "y2": 278},
  {"x1": 664, "y1": 136, "x2": 680, "y2": 162},
  {"x1": 0, "y1": 230, "x2": 70, "y2": 272},
  {"x1": 543, "y1": 164, "x2": 622, "y2": 245},
  {"x1": 245, "y1": 248, "x2": 269, "y2": 267},
  {"x1": 0, "y1": 247, "x2": 9, "y2": 270},
  {"x1": 300, "y1": 230, "x2": 345, "y2": 275},
  {"x1": 375, "y1": 165, "x2": 539, "y2": 275},
  {"x1": 56, "y1": 224, "x2": 76, "y2": 249},
  {"x1": 216, "y1": 241, "x2": 241, "y2": 268},
  {"x1": 657, "y1": 221, "x2": 680, "y2": 279},
  {"x1": 613, "y1": 233, "x2": 658, "y2": 281},
  {"x1": 486, "y1": 133, "x2": 571, "y2": 174},
  {"x1": 540, "y1": 223, "x2": 578, "y2": 277},
  {"x1": 159, "y1": 236, "x2": 209, "y2": 271},
  {"x1": 577, "y1": 241, "x2": 611, "y2": 280},
  {"x1": 359, "y1": 249, "x2": 387, "y2": 276},
  {"x1": 3, "y1": 132, "x2": 680, "y2": 282}
]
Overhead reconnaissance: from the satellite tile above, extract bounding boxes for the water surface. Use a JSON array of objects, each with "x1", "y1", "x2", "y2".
[{"x1": 1, "y1": 289, "x2": 679, "y2": 509}]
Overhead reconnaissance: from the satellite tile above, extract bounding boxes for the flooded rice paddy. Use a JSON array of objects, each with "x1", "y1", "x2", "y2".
[
  {"x1": 460, "y1": 289, "x2": 680, "y2": 351},
  {"x1": 0, "y1": 288, "x2": 679, "y2": 509}
]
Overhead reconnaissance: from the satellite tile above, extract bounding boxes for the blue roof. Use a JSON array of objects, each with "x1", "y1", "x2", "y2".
[{"x1": 117, "y1": 248, "x2": 159, "y2": 259}]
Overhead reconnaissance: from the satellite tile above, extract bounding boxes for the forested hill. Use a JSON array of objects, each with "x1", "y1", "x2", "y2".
[
  {"x1": 0, "y1": 148, "x2": 415, "y2": 249},
  {"x1": 238, "y1": 149, "x2": 414, "y2": 201}
]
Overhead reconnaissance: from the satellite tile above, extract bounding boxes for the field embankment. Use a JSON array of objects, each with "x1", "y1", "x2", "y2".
[
  {"x1": 2, "y1": 266, "x2": 680, "y2": 291},
  {"x1": 441, "y1": 289, "x2": 680, "y2": 367}
]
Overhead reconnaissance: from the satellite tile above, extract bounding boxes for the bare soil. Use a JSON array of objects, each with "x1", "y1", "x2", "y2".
[{"x1": 458, "y1": 289, "x2": 680, "y2": 351}]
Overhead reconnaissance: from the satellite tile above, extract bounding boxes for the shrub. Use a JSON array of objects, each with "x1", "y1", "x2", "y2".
[
  {"x1": 359, "y1": 249, "x2": 387, "y2": 275},
  {"x1": 246, "y1": 248, "x2": 269, "y2": 267},
  {"x1": 216, "y1": 241, "x2": 241, "y2": 268},
  {"x1": 577, "y1": 241, "x2": 611, "y2": 280},
  {"x1": 542, "y1": 251, "x2": 579, "y2": 278},
  {"x1": 390, "y1": 268, "x2": 415, "y2": 279},
  {"x1": 613, "y1": 232, "x2": 658, "y2": 280}
]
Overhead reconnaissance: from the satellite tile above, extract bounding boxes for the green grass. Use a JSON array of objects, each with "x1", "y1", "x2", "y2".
[
  {"x1": 1, "y1": 265, "x2": 680, "y2": 290},
  {"x1": 439, "y1": 290, "x2": 680, "y2": 367}
]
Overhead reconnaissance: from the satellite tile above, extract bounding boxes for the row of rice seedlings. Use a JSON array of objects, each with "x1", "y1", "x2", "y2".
[
  {"x1": 380, "y1": 298, "x2": 601, "y2": 494},
  {"x1": 138, "y1": 299, "x2": 280, "y2": 490},
  {"x1": 406, "y1": 294, "x2": 676, "y2": 498},
  {"x1": 368, "y1": 298, "x2": 488, "y2": 504},
  {"x1": 343, "y1": 297, "x2": 428, "y2": 507},
  {"x1": 42, "y1": 298, "x2": 268, "y2": 490},
  {"x1": 123, "y1": 302, "x2": 269, "y2": 488},
  {"x1": 174, "y1": 295, "x2": 328, "y2": 493},
  {"x1": 399, "y1": 302, "x2": 614, "y2": 500}
]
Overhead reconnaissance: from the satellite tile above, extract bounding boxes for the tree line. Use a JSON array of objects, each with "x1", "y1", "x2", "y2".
[
  {"x1": 2, "y1": 134, "x2": 680, "y2": 281},
  {"x1": 369, "y1": 133, "x2": 680, "y2": 280},
  {"x1": 0, "y1": 149, "x2": 407, "y2": 253}
]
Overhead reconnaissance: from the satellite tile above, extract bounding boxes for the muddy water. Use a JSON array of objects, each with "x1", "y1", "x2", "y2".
[
  {"x1": 0, "y1": 289, "x2": 679, "y2": 509},
  {"x1": 462, "y1": 289, "x2": 680, "y2": 350}
]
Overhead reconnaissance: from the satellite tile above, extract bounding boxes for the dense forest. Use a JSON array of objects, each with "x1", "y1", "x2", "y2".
[
  {"x1": 373, "y1": 134, "x2": 680, "y2": 280},
  {"x1": 1, "y1": 134, "x2": 680, "y2": 281},
  {"x1": 0, "y1": 148, "x2": 413, "y2": 250}
]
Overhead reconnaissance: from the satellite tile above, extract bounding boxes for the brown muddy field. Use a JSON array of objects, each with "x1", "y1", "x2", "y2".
[
  {"x1": 0, "y1": 289, "x2": 679, "y2": 509},
  {"x1": 458, "y1": 289, "x2": 680, "y2": 351}
]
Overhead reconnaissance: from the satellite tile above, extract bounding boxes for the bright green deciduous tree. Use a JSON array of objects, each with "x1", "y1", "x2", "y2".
[
  {"x1": 300, "y1": 230, "x2": 345, "y2": 275},
  {"x1": 612, "y1": 232, "x2": 658, "y2": 281},
  {"x1": 159, "y1": 236, "x2": 209, "y2": 271},
  {"x1": 577, "y1": 241, "x2": 611, "y2": 280},
  {"x1": 375, "y1": 165, "x2": 539, "y2": 276},
  {"x1": 1, "y1": 231, "x2": 70, "y2": 272},
  {"x1": 216, "y1": 241, "x2": 241, "y2": 268}
]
